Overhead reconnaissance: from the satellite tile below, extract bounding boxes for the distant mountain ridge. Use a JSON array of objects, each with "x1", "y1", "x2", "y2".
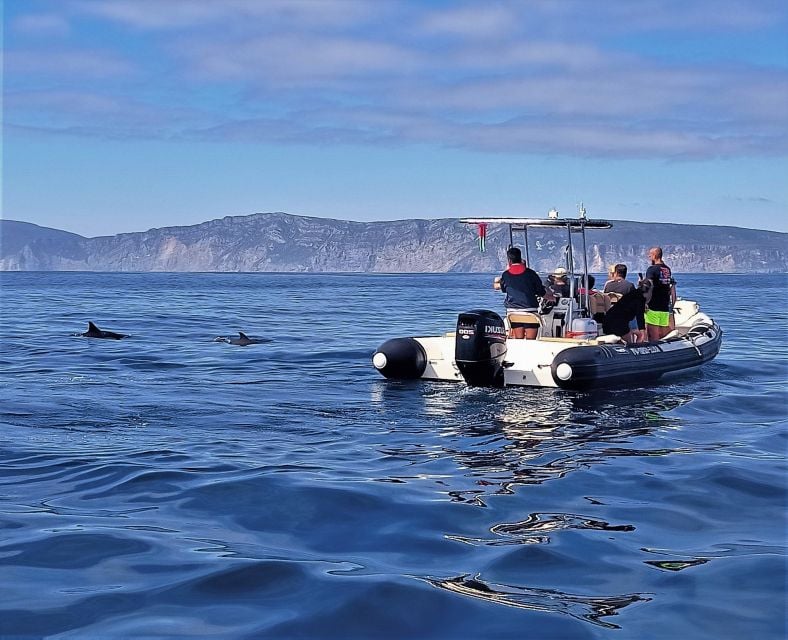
[{"x1": 1, "y1": 212, "x2": 785, "y2": 273}]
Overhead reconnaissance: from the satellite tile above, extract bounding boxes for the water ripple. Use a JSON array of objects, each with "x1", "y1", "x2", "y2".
[
  {"x1": 0, "y1": 272, "x2": 785, "y2": 638},
  {"x1": 425, "y1": 574, "x2": 651, "y2": 629}
]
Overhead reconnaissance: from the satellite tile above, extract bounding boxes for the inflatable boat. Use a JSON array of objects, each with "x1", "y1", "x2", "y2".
[{"x1": 372, "y1": 212, "x2": 722, "y2": 390}]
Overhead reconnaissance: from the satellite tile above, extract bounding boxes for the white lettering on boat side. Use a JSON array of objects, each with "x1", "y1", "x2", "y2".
[{"x1": 631, "y1": 345, "x2": 660, "y2": 355}]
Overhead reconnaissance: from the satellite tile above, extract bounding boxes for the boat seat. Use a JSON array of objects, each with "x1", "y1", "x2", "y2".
[
  {"x1": 587, "y1": 292, "x2": 613, "y2": 316},
  {"x1": 506, "y1": 311, "x2": 541, "y2": 324}
]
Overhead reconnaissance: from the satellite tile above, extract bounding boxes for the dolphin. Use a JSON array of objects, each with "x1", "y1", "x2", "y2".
[
  {"x1": 81, "y1": 321, "x2": 128, "y2": 340},
  {"x1": 214, "y1": 332, "x2": 271, "y2": 346}
]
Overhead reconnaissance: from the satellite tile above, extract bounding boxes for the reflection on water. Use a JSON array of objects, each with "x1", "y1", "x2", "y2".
[
  {"x1": 375, "y1": 382, "x2": 695, "y2": 505},
  {"x1": 644, "y1": 558, "x2": 710, "y2": 572},
  {"x1": 1, "y1": 273, "x2": 785, "y2": 638},
  {"x1": 448, "y1": 512, "x2": 635, "y2": 547},
  {"x1": 373, "y1": 379, "x2": 717, "y2": 627},
  {"x1": 425, "y1": 574, "x2": 651, "y2": 629}
]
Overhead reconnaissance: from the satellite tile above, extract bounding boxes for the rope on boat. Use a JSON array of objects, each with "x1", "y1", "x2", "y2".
[{"x1": 684, "y1": 323, "x2": 712, "y2": 357}]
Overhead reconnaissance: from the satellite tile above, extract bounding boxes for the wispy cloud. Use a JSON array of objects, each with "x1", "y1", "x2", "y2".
[
  {"x1": 72, "y1": 0, "x2": 380, "y2": 31},
  {"x1": 4, "y1": 0, "x2": 787, "y2": 158},
  {"x1": 5, "y1": 89, "x2": 218, "y2": 138},
  {"x1": 172, "y1": 34, "x2": 423, "y2": 84},
  {"x1": 728, "y1": 195, "x2": 775, "y2": 204},
  {"x1": 12, "y1": 12, "x2": 71, "y2": 37},
  {"x1": 578, "y1": 0, "x2": 783, "y2": 31},
  {"x1": 417, "y1": 4, "x2": 519, "y2": 39},
  {"x1": 5, "y1": 49, "x2": 136, "y2": 78}
]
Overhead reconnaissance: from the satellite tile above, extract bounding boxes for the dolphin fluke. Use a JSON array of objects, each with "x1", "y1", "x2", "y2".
[{"x1": 82, "y1": 322, "x2": 128, "y2": 340}]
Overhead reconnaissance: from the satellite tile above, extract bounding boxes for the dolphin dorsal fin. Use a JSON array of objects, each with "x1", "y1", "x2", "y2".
[
  {"x1": 238, "y1": 332, "x2": 249, "y2": 340},
  {"x1": 88, "y1": 321, "x2": 100, "y2": 332}
]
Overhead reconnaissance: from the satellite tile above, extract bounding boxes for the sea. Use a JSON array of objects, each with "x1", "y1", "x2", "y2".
[{"x1": 0, "y1": 272, "x2": 786, "y2": 639}]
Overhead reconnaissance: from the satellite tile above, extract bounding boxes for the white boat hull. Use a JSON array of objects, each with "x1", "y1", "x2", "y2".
[{"x1": 373, "y1": 300, "x2": 722, "y2": 389}]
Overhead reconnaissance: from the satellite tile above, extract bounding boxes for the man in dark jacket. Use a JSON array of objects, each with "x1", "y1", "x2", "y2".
[
  {"x1": 494, "y1": 247, "x2": 546, "y2": 339},
  {"x1": 602, "y1": 280, "x2": 652, "y2": 343}
]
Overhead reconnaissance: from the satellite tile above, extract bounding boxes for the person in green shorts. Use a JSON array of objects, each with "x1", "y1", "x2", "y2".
[{"x1": 644, "y1": 247, "x2": 675, "y2": 341}]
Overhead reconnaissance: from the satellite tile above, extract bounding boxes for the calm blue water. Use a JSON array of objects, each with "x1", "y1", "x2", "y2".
[{"x1": 0, "y1": 272, "x2": 786, "y2": 639}]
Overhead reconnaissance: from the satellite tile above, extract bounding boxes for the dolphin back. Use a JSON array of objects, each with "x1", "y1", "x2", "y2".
[{"x1": 84, "y1": 321, "x2": 127, "y2": 340}]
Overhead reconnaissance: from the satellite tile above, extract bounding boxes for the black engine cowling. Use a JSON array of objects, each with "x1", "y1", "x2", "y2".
[{"x1": 454, "y1": 310, "x2": 507, "y2": 387}]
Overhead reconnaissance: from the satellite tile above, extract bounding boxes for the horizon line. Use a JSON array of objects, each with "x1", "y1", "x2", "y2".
[{"x1": 3, "y1": 211, "x2": 785, "y2": 238}]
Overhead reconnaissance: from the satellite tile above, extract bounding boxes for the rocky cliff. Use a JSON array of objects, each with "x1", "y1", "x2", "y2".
[{"x1": 1, "y1": 212, "x2": 785, "y2": 273}]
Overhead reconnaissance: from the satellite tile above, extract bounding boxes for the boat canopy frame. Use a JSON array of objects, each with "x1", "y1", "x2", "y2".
[{"x1": 459, "y1": 214, "x2": 614, "y2": 321}]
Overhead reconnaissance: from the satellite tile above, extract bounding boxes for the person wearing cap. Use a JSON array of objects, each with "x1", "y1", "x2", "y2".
[
  {"x1": 493, "y1": 247, "x2": 545, "y2": 339},
  {"x1": 545, "y1": 267, "x2": 571, "y2": 299}
]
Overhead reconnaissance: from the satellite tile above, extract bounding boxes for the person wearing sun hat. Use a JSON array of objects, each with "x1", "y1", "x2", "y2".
[{"x1": 546, "y1": 266, "x2": 571, "y2": 299}]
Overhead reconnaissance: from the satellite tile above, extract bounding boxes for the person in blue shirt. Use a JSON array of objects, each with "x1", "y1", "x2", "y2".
[{"x1": 493, "y1": 247, "x2": 545, "y2": 339}]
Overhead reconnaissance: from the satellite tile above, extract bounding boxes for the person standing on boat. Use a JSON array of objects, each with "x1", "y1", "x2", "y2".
[
  {"x1": 603, "y1": 264, "x2": 635, "y2": 296},
  {"x1": 493, "y1": 247, "x2": 545, "y2": 339},
  {"x1": 645, "y1": 247, "x2": 675, "y2": 341},
  {"x1": 602, "y1": 279, "x2": 652, "y2": 343},
  {"x1": 604, "y1": 264, "x2": 617, "y2": 290},
  {"x1": 603, "y1": 263, "x2": 640, "y2": 338}
]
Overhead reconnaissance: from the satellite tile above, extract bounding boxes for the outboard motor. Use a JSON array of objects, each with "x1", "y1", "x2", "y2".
[{"x1": 454, "y1": 310, "x2": 507, "y2": 387}]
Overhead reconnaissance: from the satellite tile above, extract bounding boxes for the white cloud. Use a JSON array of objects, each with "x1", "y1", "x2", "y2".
[
  {"x1": 172, "y1": 34, "x2": 424, "y2": 85},
  {"x1": 418, "y1": 4, "x2": 519, "y2": 39},
  {"x1": 588, "y1": 0, "x2": 783, "y2": 31},
  {"x1": 445, "y1": 40, "x2": 611, "y2": 72},
  {"x1": 5, "y1": 89, "x2": 217, "y2": 135},
  {"x1": 6, "y1": 90, "x2": 124, "y2": 114},
  {"x1": 5, "y1": 0, "x2": 786, "y2": 158},
  {"x1": 12, "y1": 13, "x2": 71, "y2": 37},
  {"x1": 5, "y1": 49, "x2": 135, "y2": 78},
  {"x1": 72, "y1": 0, "x2": 380, "y2": 31}
]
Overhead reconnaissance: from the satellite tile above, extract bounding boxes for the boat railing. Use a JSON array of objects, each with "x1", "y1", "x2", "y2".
[{"x1": 460, "y1": 212, "x2": 613, "y2": 331}]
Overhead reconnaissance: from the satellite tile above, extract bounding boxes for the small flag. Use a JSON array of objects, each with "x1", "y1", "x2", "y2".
[{"x1": 478, "y1": 223, "x2": 488, "y2": 252}]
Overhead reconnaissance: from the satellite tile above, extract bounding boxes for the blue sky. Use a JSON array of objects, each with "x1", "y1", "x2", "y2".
[{"x1": 3, "y1": 0, "x2": 787, "y2": 237}]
